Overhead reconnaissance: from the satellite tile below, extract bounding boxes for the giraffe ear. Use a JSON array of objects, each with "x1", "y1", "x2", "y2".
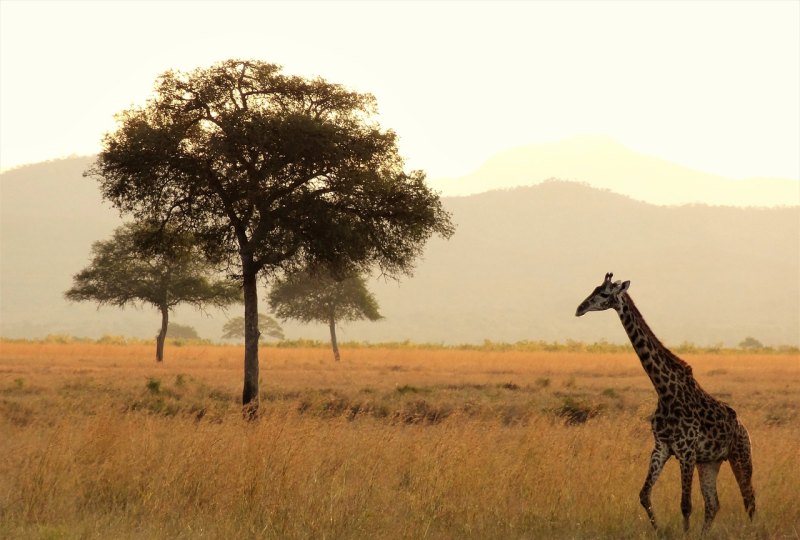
[{"x1": 619, "y1": 280, "x2": 630, "y2": 292}]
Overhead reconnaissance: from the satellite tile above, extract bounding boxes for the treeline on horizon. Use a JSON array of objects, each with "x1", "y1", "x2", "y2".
[{"x1": 2, "y1": 335, "x2": 797, "y2": 355}]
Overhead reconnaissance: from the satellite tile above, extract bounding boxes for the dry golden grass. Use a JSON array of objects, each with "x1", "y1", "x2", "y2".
[{"x1": 1, "y1": 341, "x2": 798, "y2": 539}]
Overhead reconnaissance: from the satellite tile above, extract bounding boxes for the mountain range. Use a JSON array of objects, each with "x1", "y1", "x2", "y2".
[
  {"x1": 430, "y1": 136, "x2": 800, "y2": 207},
  {"x1": 1, "y1": 144, "x2": 798, "y2": 347}
]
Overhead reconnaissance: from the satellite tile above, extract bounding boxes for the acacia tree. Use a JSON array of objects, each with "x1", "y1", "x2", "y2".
[
  {"x1": 269, "y1": 270, "x2": 382, "y2": 362},
  {"x1": 167, "y1": 323, "x2": 201, "y2": 340},
  {"x1": 222, "y1": 314, "x2": 284, "y2": 342},
  {"x1": 65, "y1": 223, "x2": 240, "y2": 361},
  {"x1": 88, "y1": 59, "x2": 453, "y2": 416}
]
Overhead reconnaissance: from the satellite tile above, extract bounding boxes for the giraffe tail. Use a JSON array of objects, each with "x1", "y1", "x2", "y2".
[{"x1": 728, "y1": 421, "x2": 756, "y2": 519}]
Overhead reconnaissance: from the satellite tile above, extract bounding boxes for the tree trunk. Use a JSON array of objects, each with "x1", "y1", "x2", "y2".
[
  {"x1": 156, "y1": 306, "x2": 168, "y2": 362},
  {"x1": 329, "y1": 316, "x2": 340, "y2": 362},
  {"x1": 241, "y1": 259, "x2": 261, "y2": 419}
]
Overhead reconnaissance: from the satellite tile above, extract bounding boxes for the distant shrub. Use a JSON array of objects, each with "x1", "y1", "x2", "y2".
[
  {"x1": 146, "y1": 378, "x2": 161, "y2": 394},
  {"x1": 396, "y1": 384, "x2": 422, "y2": 395},
  {"x1": 167, "y1": 323, "x2": 200, "y2": 340},
  {"x1": 674, "y1": 341, "x2": 699, "y2": 354},
  {"x1": 96, "y1": 335, "x2": 127, "y2": 345},
  {"x1": 44, "y1": 334, "x2": 76, "y2": 344},
  {"x1": 601, "y1": 388, "x2": 619, "y2": 398},
  {"x1": 739, "y1": 337, "x2": 764, "y2": 350},
  {"x1": 395, "y1": 399, "x2": 451, "y2": 425},
  {"x1": 555, "y1": 397, "x2": 600, "y2": 425},
  {"x1": 275, "y1": 338, "x2": 325, "y2": 348}
]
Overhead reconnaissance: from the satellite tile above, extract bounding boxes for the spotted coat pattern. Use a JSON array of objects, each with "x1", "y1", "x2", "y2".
[{"x1": 576, "y1": 273, "x2": 756, "y2": 532}]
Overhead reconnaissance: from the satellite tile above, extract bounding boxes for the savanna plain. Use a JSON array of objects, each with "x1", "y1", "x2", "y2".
[{"x1": 1, "y1": 340, "x2": 798, "y2": 539}]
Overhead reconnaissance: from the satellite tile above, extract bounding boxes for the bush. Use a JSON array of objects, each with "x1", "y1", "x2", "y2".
[
  {"x1": 146, "y1": 378, "x2": 161, "y2": 394},
  {"x1": 44, "y1": 334, "x2": 76, "y2": 344},
  {"x1": 739, "y1": 337, "x2": 764, "y2": 350},
  {"x1": 555, "y1": 397, "x2": 600, "y2": 425},
  {"x1": 96, "y1": 335, "x2": 127, "y2": 345},
  {"x1": 166, "y1": 323, "x2": 200, "y2": 340}
]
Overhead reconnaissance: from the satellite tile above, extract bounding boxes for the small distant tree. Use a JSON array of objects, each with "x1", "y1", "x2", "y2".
[
  {"x1": 65, "y1": 223, "x2": 240, "y2": 361},
  {"x1": 222, "y1": 315, "x2": 284, "y2": 342},
  {"x1": 167, "y1": 323, "x2": 200, "y2": 340},
  {"x1": 739, "y1": 336, "x2": 764, "y2": 350},
  {"x1": 269, "y1": 270, "x2": 382, "y2": 361}
]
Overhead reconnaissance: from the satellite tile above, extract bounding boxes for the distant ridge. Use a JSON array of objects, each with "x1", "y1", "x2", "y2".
[
  {"x1": 1, "y1": 157, "x2": 798, "y2": 346},
  {"x1": 430, "y1": 136, "x2": 800, "y2": 207}
]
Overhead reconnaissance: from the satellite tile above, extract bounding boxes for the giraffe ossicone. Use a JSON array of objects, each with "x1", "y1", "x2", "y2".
[{"x1": 576, "y1": 272, "x2": 756, "y2": 532}]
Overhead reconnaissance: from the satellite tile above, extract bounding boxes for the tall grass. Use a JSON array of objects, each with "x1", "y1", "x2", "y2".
[{"x1": 1, "y1": 341, "x2": 798, "y2": 539}]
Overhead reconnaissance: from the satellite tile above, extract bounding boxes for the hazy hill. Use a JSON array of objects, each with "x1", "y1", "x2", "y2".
[
  {"x1": 0, "y1": 157, "x2": 124, "y2": 336},
  {"x1": 431, "y1": 136, "x2": 800, "y2": 207},
  {"x1": 353, "y1": 182, "x2": 799, "y2": 347},
  {"x1": 1, "y1": 157, "x2": 798, "y2": 347}
]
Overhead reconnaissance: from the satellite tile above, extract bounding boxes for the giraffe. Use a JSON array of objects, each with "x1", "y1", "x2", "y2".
[{"x1": 575, "y1": 272, "x2": 755, "y2": 532}]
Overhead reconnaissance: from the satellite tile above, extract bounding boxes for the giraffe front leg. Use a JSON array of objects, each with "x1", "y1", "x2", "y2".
[
  {"x1": 697, "y1": 461, "x2": 722, "y2": 532},
  {"x1": 639, "y1": 441, "x2": 670, "y2": 530},
  {"x1": 679, "y1": 455, "x2": 696, "y2": 533}
]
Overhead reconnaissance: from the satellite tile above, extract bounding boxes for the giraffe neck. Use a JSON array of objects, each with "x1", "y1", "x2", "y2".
[{"x1": 614, "y1": 292, "x2": 694, "y2": 397}]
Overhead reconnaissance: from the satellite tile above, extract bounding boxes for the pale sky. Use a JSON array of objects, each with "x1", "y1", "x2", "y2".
[{"x1": 1, "y1": 0, "x2": 798, "y2": 183}]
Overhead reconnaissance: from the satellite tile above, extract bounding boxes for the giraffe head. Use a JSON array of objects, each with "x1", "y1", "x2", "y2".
[{"x1": 575, "y1": 272, "x2": 630, "y2": 316}]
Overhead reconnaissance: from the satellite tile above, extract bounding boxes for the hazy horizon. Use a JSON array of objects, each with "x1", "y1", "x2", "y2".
[
  {"x1": 2, "y1": 158, "x2": 798, "y2": 347},
  {"x1": 4, "y1": 136, "x2": 800, "y2": 207}
]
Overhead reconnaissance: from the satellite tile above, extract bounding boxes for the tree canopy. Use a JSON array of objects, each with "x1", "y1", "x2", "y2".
[
  {"x1": 739, "y1": 337, "x2": 764, "y2": 350},
  {"x1": 167, "y1": 323, "x2": 201, "y2": 340},
  {"x1": 65, "y1": 222, "x2": 240, "y2": 361},
  {"x1": 88, "y1": 59, "x2": 454, "y2": 414},
  {"x1": 269, "y1": 269, "x2": 382, "y2": 361},
  {"x1": 222, "y1": 315, "x2": 284, "y2": 342}
]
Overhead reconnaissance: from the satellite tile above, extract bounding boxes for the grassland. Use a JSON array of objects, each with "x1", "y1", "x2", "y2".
[{"x1": 1, "y1": 341, "x2": 798, "y2": 539}]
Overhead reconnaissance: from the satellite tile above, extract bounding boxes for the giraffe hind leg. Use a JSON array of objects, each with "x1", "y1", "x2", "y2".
[
  {"x1": 697, "y1": 461, "x2": 722, "y2": 532},
  {"x1": 639, "y1": 442, "x2": 670, "y2": 530}
]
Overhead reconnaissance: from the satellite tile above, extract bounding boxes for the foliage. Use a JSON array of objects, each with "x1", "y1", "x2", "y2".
[
  {"x1": 269, "y1": 269, "x2": 382, "y2": 361},
  {"x1": 96, "y1": 335, "x2": 129, "y2": 345},
  {"x1": 221, "y1": 315, "x2": 284, "y2": 342},
  {"x1": 65, "y1": 222, "x2": 240, "y2": 312},
  {"x1": 166, "y1": 323, "x2": 200, "y2": 340},
  {"x1": 89, "y1": 59, "x2": 454, "y2": 279},
  {"x1": 739, "y1": 336, "x2": 765, "y2": 350},
  {"x1": 146, "y1": 377, "x2": 162, "y2": 394},
  {"x1": 65, "y1": 222, "x2": 240, "y2": 361},
  {"x1": 88, "y1": 59, "x2": 453, "y2": 407},
  {"x1": 268, "y1": 270, "x2": 382, "y2": 325}
]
